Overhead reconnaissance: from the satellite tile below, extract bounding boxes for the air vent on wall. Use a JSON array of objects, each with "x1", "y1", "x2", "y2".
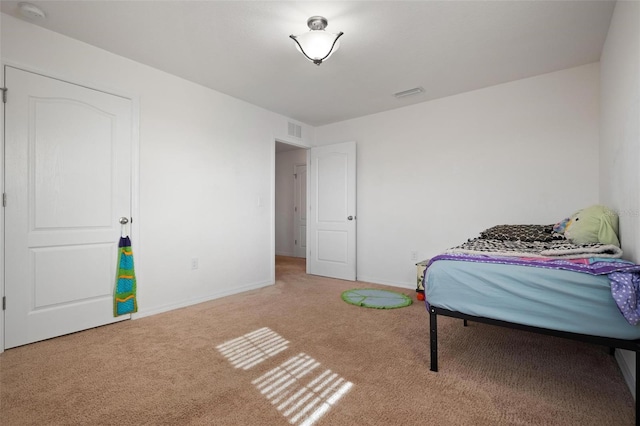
[
  {"x1": 393, "y1": 87, "x2": 425, "y2": 99},
  {"x1": 288, "y1": 122, "x2": 302, "y2": 139}
]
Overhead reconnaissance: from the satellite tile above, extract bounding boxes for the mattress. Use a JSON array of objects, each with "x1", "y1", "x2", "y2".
[{"x1": 425, "y1": 260, "x2": 640, "y2": 340}]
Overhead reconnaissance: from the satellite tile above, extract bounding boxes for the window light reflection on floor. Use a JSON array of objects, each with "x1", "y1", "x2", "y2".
[
  {"x1": 216, "y1": 327, "x2": 289, "y2": 370},
  {"x1": 252, "y1": 353, "x2": 354, "y2": 426}
]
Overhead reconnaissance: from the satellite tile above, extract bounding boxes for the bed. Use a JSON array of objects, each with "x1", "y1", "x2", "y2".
[{"x1": 423, "y1": 223, "x2": 640, "y2": 419}]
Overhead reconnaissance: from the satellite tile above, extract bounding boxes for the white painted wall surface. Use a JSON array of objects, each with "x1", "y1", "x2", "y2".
[
  {"x1": 0, "y1": 14, "x2": 313, "y2": 326},
  {"x1": 315, "y1": 64, "x2": 600, "y2": 288},
  {"x1": 275, "y1": 148, "x2": 307, "y2": 257},
  {"x1": 599, "y1": 0, "x2": 640, "y2": 397}
]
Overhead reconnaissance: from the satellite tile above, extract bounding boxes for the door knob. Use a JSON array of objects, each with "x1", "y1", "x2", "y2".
[
  {"x1": 119, "y1": 217, "x2": 129, "y2": 225},
  {"x1": 347, "y1": 216, "x2": 353, "y2": 221}
]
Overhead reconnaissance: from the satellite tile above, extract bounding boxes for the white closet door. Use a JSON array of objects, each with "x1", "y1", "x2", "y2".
[{"x1": 4, "y1": 66, "x2": 133, "y2": 348}]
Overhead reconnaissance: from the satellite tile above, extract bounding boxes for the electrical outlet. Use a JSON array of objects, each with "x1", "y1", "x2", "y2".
[
  {"x1": 191, "y1": 258, "x2": 199, "y2": 270},
  {"x1": 410, "y1": 251, "x2": 419, "y2": 261}
]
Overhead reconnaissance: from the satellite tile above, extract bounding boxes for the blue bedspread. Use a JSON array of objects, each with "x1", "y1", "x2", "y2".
[{"x1": 426, "y1": 253, "x2": 640, "y2": 325}]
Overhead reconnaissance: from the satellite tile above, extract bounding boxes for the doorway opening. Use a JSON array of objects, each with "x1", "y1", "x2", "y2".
[{"x1": 275, "y1": 141, "x2": 309, "y2": 274}]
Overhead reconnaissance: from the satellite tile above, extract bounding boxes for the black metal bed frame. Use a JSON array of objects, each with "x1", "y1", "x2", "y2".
[{"x1": 429, "y1": 305, "x2": 640, "y2": 421}]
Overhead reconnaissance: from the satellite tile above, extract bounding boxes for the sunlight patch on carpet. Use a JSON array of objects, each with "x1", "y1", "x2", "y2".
[
  {"x1": 252, "y1": 353, "x2": 353, "y2": 426},
  {"x1": 341, "y1": 288, "x2": 412, "y2": 309},
  {"x1": 216, "y1": 327, "x2": 289, "y2": 370}
]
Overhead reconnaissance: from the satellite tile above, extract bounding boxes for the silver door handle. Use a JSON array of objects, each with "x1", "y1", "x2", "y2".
[
  {"x1": 347, "y1": 216, "x2": 353, "y2": 221},
  {"x1": 119, "y1": 217, "x2": 129, "y2": 225}
]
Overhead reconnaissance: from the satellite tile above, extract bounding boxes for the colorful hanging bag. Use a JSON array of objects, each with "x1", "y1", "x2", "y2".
[{"x1": 114, "y1": 236, "x2": 138, "y2": 316}]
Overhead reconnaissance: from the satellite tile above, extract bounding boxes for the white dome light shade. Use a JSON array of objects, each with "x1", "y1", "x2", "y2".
[
  {"x1": 290, "y1": 16, "x2": 343, "y2": 65},
  {"x1": 293, "y1": 31, "x2": 342, "y2": 62}
]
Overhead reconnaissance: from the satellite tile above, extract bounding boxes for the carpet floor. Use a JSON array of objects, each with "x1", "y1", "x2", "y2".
[{"x1": 0, "y1": 256, "x2": 635, "y2": 425}]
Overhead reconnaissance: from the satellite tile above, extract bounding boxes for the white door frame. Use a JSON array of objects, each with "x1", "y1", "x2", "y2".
[
  {"x1": 293, "y1": 163, "x2": 307, "y2": 258},
  {"x1": 271, "y1": 138, "x2": 310, "y2": 282},
  {"x1": 0, "y1": 61, "x2": 140, "y2": 352},
  {"x1": 0, "y1": 42, "x2": 5, "y2": 355}
]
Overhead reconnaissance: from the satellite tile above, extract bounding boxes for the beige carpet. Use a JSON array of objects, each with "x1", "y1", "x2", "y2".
[{"x1": 0, "y1": 256, "x2": 635, "y2": 425}]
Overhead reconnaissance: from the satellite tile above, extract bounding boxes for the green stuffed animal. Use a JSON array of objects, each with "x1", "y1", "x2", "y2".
[{"x1": 563, "y1": 204, "x2": 620, "y2": 247}]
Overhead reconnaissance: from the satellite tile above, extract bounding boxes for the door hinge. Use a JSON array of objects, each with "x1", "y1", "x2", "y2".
[
  {"x1": 1, "y1": 87, "x2": 7, "y2": 104},
  {"x1": 294, "y1": 173, "x2": 297, "y2": 179},
  {"x1": 295, "y1": 239, "x2": 297, "y2": 246},
  {"x1": 2, "y1": 296, "x2": 5, "y2": 311},
  {"x1": 294, "y1": 206, "x2": 297, "y2": 212},
  {"x1": 2, "y1": 193, "x2": 6, "y2": 207}
]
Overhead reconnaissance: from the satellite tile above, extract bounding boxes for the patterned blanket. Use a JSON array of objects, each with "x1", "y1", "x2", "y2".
[
  {"x1": 444, "y1": 238, "x2": 623, "y2": 259},
  {"x1": 479, "y1": 224, "x2": 564, "y2": 242}
]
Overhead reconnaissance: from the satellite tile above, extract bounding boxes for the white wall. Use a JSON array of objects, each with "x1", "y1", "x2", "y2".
[
  {"x1": 316, "y1": 64, "x2": 600, "y2": 288},
  {"x1": 275, "y1": 148, "x2": 307, "y2": 257},
  {"x1": 0, "y1": 13, "x2": 313, "y2": 329},
  {"x1": 599, "y1": 0, "x2": 640, "y2": 397}
]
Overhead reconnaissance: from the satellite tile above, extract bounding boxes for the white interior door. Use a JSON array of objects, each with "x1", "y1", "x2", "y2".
[
  {"x1": 4, "y1": 66, "x2": 133, "y2": 349},
  {"x1": 307, "y1": 142, "x2": 356, "y2": 280},
  {"x1": 294, "y1": 164, "x2": 307, "y2": 258}
]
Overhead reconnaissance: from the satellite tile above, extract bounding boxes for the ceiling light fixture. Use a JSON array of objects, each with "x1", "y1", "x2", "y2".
[
  {"x1": 18, "y1": 2, "x2": 46, "y2": 20},
  {"x1": 290, "y1": 16, "x2": 343, "y2": 66}
]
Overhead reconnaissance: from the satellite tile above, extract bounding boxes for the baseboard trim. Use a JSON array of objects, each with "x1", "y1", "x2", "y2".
[
  {"x1": 356, "y1": 275, "x2": 414, "y2": 290},
  {"x1": 275, "y1": 251, "x2": 294, "y2": 257},
  {"x1": 615, "y1": 348, "x2": 636, "y2": 400},
  {"x1": 132, "y1": 279, "x2": 274, "y2": 319}
]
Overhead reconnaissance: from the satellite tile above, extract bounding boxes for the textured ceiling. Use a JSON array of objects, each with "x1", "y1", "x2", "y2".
[{"x1": 0, "y1": 1, "x2": 615, "y2": 126}]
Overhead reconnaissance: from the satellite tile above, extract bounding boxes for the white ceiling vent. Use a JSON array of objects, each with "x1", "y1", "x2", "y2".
[
  {"x1": 287, "y1": 122, "x2": 302, "y2": 139},
  {"x1": 393, "y1": 87, "x2": 425, "y2": 99}
]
